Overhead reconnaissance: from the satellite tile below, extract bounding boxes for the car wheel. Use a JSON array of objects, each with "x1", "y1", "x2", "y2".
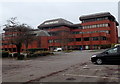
[{"x1": 96, "y1": 58, "x2": 103, "y2": 65}]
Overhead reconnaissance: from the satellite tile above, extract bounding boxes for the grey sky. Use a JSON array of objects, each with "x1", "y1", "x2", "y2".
[{"x1": 0, "y1": 1, "x2": 119, "y2": 36}]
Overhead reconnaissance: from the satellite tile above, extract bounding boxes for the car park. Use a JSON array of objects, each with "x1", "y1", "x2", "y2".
[{"x1": 91, "y1": 46, "x2": 120, "y2": 65}]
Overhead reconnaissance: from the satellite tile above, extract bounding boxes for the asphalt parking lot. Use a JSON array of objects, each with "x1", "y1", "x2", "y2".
[
  {"x1": 38, "y1": 61, "x2": 120, "y2": 82},
  {"x1": 2, "y1": 50, "x2": 120, "y2": 83}
]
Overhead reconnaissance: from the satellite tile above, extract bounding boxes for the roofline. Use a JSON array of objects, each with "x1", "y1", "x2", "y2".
[
  {"x1": 79, "y1": 12, "x2": 119, "y2": 26},
  {"x1": 38, "y1": 23, "x2": 82, "y2": 29},
  {"x1": 38, "y1": 18, "x2": 74, "y2": 29},
  {"x1": 79, "y1": 12, "x2": 113, "y2": 20}
]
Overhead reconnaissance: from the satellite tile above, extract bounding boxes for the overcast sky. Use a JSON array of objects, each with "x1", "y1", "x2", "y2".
[{"x1": 0, "y1": 0, "x2": 120, "y2": 36}]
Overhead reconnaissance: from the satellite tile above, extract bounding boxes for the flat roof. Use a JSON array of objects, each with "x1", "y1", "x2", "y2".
[
  {"x1": 79, "y1": 12, "x2": 119, "y2": 26},
  {"x1": 79, "y1": 12, "x2": 113, "y2": 20}
]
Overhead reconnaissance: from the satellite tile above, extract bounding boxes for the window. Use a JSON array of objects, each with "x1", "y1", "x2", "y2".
[
  {"x1": 76, "y1": 32, "x2": 79, "y2": 34},
  {"x1": 97, "y1": 24, "x2": 100, "y2": 28},
  {"x1": 92, "y1": 37, "x2": 99, "y2": 41},
  {"x1": 69, "y1": 38, "x2": 75, "y2": 42},
  {"x1": 83, "y1": 26, "x2": 85, "y2": 29},
  {"x1": 78, "y1": 32, "x2": 82, "y2": 34},
  {"x1": 72, "y1": 32, "x2": 76, "y2": 34},
  {"x1": 84, "y1": 26, "x2": 87, "y2": 29},
  {"x1": 107, "y1": 48, "x2": 117, "y2": 54},
  {"x1": 76, "y1": 38, "x2": 81, "y2": 41},
  {"x1": 97, "y1": 18, "x2": 100, "y2": 21},
  {"x1": 83, "y1": 37, "x2": 90, "y2": 41},
  {"x1": 100, "y1": 36, "x2": 107, "y2": 40},
  {"x1": 72, "y1": 32, "x2": 82, "y2": 34},
  {"x1": 86, "y1": 31, "x2": 89, "y2": 33},
  {"x1": 54, "y1": 39, "x2": 59, "y2": 43},
  {"x1": 105, "y1": 31, "x2": 109, "y2": 34},
  {"x1": 48, "y1": 40, "x2": 53, "y2": 43},
  {"x1": 78, "y1": 27, "x2": 82, "y2": 29},
  {"x1": 82, "y1": 23, "x2": 109, "y2": 29},
  {"x1": 82, "y1": 17, "x2": 108, "y2": 23},
  {"x1": 82, "y1": 21, "x2": 85, "y2": 23},
  {"x1": 104, "y1": 17, "x2": 107, "y2": 19},
  {"x1": 88, "y1": 25, "x2": 91, "y2": 28},
  {"x1": 92, "y1": 25, "x2": 95, "y2": 28},
  {"x1": 105, "y1": 24, "x2": 108, "y2": 27},
  {"x1": 2, "y1": 43, "x2": 8, "y2": 45},
  {"x1": 99, "y1": 24, "x2": 103, "y2": 27}
]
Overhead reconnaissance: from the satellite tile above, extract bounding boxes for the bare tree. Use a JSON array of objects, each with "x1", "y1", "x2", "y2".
[{"x1": 3, "y1": 17, "x2": 35, "y2": 59}]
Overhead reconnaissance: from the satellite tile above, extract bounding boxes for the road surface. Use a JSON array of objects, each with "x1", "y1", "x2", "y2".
[{"x1": 2, "y1": 50, "x2": 120, "y2": 83}]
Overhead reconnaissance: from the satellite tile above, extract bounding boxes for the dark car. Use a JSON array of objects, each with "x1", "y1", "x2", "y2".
[{"x1": 91, "y1": 46, "x2": 120, "y2": 65}]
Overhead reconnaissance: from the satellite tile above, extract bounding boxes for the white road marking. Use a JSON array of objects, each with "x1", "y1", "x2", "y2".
[
  {"x1": 63, "y1": 74, "x2": 119, "y2": 80},
  {"x1": 78, "y1": 68, "x2": 102, "y2": 71}
]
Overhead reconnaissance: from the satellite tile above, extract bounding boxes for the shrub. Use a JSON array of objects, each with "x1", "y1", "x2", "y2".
[
  {"x1": 9, "y1": 52, "x2": 25, "y2": 60},
  {"x1": 13, "y1": 53, "x2": 19, "y2": 57},
  {"x1": 27, "y1": 51, "x2": 53, "y2": 58},
  {"x1": 1, "y1": 50, "x2": 9, "y2": 58},
  {"x1": 26, "y1": 48, "x2": 48, "y2": 54},
  {"x1": 9, "y1": 53, "x2": 19, "y2": 58}
]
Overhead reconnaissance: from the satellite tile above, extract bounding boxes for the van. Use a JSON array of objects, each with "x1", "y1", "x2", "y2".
[{"x1": 54, "y1": 48, "x2": 62, "y2": 52}]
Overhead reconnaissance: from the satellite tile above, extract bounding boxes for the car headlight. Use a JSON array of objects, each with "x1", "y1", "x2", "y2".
[{"x1": 92, "y1": 55, "x2": 96, "y2": 57}]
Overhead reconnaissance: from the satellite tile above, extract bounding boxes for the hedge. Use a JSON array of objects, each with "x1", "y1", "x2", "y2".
[{"x1": 27, "y1": 51, "x2": 53, "y2": 58}]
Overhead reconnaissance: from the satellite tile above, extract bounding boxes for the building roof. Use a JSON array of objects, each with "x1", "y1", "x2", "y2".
[
  {"x1": 79, "y1": 12, "x2": 113, "y2": 20},
  {"x1": 38, "y1": 18, "x2": 74, "y2": 29},
  {"x1": 79, "y1": 12, "x2": 119, "y2": 26}
]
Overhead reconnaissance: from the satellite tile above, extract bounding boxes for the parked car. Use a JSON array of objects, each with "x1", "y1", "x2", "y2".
[
  {"x1": 114, "y1": 44, "x2": 120, "y2": 47},
  {"x1": 91, "y1": 46, "x2": 120, "y2": 65},
  {"x1": 54, "y1": 48, "x2": 62, "y2": 52}
]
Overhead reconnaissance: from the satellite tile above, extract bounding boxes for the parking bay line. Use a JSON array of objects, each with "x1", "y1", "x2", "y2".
[{"x1": 63, "y1": 74, "x2": 119, "y2": 80}]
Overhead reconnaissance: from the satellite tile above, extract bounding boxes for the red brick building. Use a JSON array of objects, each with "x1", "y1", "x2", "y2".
[{"x1": 1, "y1": 12, "x2": 119, "y2": 52}]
